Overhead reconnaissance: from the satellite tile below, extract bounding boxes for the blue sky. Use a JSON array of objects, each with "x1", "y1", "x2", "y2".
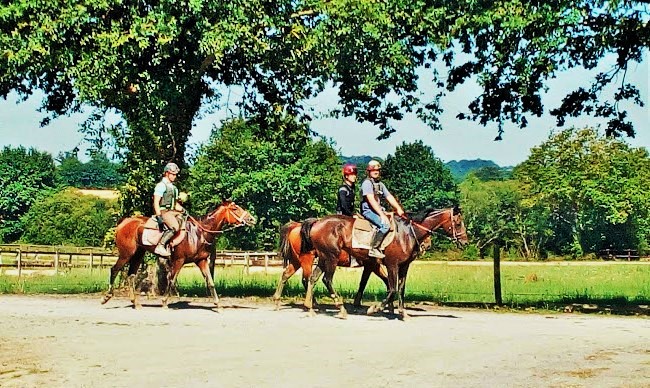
[{"x1": 0, "y1": 57, "x2": 647, "y2": 167}]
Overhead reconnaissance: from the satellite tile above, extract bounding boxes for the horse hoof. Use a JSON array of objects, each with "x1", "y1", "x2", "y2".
[
  {"x1": 335, "y1": 311, "x2": 348, "y2": 320},
  {"x1": 101, "y1": 295, "x2": 112, "y2": 305},
  {"x1": 133, "y1": 304, "x2": 142, "y2": 310},
  {"x1": 307, "y1": 309, "x2": 316, "y2": 318}
]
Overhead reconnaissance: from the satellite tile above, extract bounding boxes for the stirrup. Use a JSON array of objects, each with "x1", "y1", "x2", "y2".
[
  {"x1": 154, "y1": 245, "x2": 171, "y2": 257},
  {"x1": 368, "y1": 248, "x2": 385, "y2": 259}
]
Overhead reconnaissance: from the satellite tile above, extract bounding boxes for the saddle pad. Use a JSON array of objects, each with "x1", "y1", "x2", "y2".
[
  {"x1": 142, "y1": 228, "x2": 162, "y2": 246},
  {"x1": 143, "y1": 216, "x2": 159, "y2": 230},
  {"x1": 351, "y1": 216, "x2": 396, "y2": 250}
]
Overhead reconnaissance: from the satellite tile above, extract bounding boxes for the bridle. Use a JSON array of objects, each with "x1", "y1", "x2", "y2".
[
  {"x1": 408, "y1": 208, "x2": 464, "y2": 243},
  {"x1": 189, "y1": 205, "x2": 252, "y2": 234}
]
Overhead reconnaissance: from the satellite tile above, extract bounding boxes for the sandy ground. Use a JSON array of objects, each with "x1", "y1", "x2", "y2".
[{"x1": 0, "y1": 295, "x2": 648, "y2": 388}]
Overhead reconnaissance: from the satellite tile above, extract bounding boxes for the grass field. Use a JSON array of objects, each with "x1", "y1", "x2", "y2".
[{"x1": 1, "y1": 261, "x2": 648, "y2": 309}]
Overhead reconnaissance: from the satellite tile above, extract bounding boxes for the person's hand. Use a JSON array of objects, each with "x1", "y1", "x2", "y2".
[{"x1": 155, "y1": 215, "x2": 165, "y2": 231}]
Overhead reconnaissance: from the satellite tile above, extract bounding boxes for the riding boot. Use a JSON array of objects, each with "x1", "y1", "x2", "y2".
[
  {"x1": 368, "y1": 231, "x2": 386, "y2": 259},
  {"x1": 155, "y1": 229, "x2": 175, "y2": 257}
]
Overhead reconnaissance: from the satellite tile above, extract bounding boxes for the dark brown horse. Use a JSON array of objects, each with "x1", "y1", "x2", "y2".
[
  {"x1": 272, "y1": 219, "x2": 390, "y2": 309},
  {"x1": 102, "y1": 201, "x2": 256, "y2": 309},
  {"x1": 301, "y1": 206, "x2": 468, "y2": 319}
]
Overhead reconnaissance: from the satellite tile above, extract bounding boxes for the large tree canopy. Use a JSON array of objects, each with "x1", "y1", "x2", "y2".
[{"x1": 1, "y1": 1, "x2": 646, "y2": 211}]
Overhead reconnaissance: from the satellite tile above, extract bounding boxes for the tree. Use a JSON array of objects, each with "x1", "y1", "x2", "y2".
[
  {"x1": 382, "y1": 141, "x2": 457, "y2": 212},
  {"x1": 0, "y1": 146, "x2": 55, "y2": 243},
  {"x1": 514, "y1": 127, "x2": 650, "y2": 256},
  {"x1": 459, "y1": 174, "x2": 550, "y2": 259},
  {"x1": 20, "y1": 188, "x2": 120, "y2": 246},
  {"x1": 56, "y1": 152, "x2": 123, "y2": 189},
  {"x1": 187, "y1": 116, "x2": 341, "y2": 249},
  {"x1": 1, "y1": 1, "x2": 646, "y2": 214}
]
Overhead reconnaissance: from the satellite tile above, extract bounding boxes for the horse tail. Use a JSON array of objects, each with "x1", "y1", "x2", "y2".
[
  {"x1": 279, "y1": 221, "x2": 299, "y2": 267},
  {"x1": 300, "y1": 218, "x2": 319, "y2": 254}
]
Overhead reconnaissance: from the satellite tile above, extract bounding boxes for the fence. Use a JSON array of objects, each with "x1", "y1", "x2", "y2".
[
  {"x1": 0, "y1": 244, "x2": 283, "y2": 278},
  {"x1": 597, "y1": 249, "x2": 640, "y2": 261}
]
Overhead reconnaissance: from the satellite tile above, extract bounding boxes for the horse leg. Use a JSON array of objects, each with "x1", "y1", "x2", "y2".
[
  {"x1": 367, "y1": 264, "x2": 398, "y2": 316},
  {"x1": 162, "y1": 259, "x2": 184, "y2": 308},
  {"x1": 304, "y1": 265, "x2": 323, "y2": 316},
  {"x1": 272, "y1": 263, "x2": 297, "y2": 310},
  {"x1": 397, "y1": 263, "x2": 411, "y2": 320},
  {"x1": 322, "y1": 269, "x2": 347, "y2": 319},
  {"x1": 102, "y1": 245, "x2": 137, "y2": 305},
  {"x1": 197, "y1": 259, "x2": 220, "y2": 308},
  {"x1": 353, "y1": 263, "x2": 373, "y2": 307}
]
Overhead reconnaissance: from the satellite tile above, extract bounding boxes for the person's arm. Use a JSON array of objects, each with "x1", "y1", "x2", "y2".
[
  {"x1": 385, "y1": 194, "x2": 405, "y2": 217},
  {"x1": 153, "y1": 195, "x2": 163, "y2": 216},
  {"x1": 174, "y1": 202, "x2": 185, "y2": 212}
]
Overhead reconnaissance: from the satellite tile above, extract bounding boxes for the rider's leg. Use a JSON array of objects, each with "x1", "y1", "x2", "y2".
[
  {"x1": 362, "y1": 210, "x2": 390, "y2": 258},
  {"x1": 155, "y1": 211, "x2": 179, "y2": 256}
]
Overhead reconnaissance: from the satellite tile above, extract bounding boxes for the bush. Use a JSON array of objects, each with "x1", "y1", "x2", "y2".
[{"x1": 20, "y1": 188, "x2": 120, "y2": 246}]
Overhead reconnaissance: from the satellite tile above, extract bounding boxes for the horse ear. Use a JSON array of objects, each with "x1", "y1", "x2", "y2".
[{"x1": 453, "y1": 205, "x2": 461, "y2": 215}]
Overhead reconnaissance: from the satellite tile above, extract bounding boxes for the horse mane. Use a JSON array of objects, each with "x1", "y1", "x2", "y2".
[{"x1": 408, "y1": 208, "x2": 444, "y2": 223}]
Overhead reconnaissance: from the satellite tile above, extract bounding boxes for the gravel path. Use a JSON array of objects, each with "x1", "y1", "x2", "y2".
[{"x1": 0, "y1": 295, "x2": 648, "y2": 388}]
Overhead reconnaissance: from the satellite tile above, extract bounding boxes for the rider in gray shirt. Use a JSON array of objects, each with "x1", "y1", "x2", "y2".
[{"x1": 360, "y1": 160, "x2": 405, "y2": 258}]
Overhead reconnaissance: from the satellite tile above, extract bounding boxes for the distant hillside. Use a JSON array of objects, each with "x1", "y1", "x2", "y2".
[
  {"x1": 445, "y1": 159, "x2": 503, "y2": 180},
  {"x1": 340, "y1": 155, "x2": 378, "y2": 166}
]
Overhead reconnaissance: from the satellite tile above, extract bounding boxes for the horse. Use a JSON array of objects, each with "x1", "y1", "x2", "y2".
[
  {"x1": 101, "y1": 201, "x2": 256, "y2": 309},
  {"x1": 272, "y1": 219, "x2": 390, "y2": 309},
  {"x1": 301, "y1": 206, "x2": 468, "y2": 319}
]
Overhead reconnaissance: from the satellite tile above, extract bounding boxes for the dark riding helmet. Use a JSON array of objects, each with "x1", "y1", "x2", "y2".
[{"x1": 342, "y1": 163, "x2": 358, "y2": 176}]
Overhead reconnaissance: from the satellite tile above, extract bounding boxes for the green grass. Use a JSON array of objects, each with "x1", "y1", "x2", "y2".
[{"x1": 2, "y1": 262, "x2": 649, "y2": 310}]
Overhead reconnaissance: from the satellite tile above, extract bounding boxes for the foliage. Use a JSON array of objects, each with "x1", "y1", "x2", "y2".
[
  {"x1": 0, "y1": 146, "x2": 56, "y2": 243},
  {"x1": 1, "y1": 1, "x2": 645, "y2": 216},
  {"x1": 56, "y1": 152, "x2": 123, "y2": 189},
  {"x1": 514, "y1": 127, "x2": 650, "y2": 255},
  {"x1": 19, "y1": 188, "x2": 120, "y2": 246},
  {"x1": 459, "y1": 175, "x2": 550, "y2": 259},
  {"x1": 187, "y1": 116, "x2": 341, "y2": 249},
  {"x1": 382, "y1": 141, "x2": 457, "y2": 212},
  {"x1": 472, "y1": 166, "x2": 513, "y2": 182}
]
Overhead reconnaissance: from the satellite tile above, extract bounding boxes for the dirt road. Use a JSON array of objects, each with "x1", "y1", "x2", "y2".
[{"x1": 0, "y1": 295, "x2": 648, "y2": 388}]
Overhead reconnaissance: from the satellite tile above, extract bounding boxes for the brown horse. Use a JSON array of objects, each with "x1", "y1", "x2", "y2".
[
  {"x1": 102, "y1": 201, "x2": 256, "y2": 309},
  {"x1": 272, "y1": 219, "x2": 390, "y2": 309},
  {"x1": 301, "y1": 206, "x2": 468, "y2": 319}
]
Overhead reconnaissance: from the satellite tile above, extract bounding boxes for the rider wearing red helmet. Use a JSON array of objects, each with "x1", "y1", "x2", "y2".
[{"x1": 336, "y1": 163, "x2": 358, "y2": 216}]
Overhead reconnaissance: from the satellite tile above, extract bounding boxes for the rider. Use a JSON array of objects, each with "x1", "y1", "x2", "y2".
[
  {"x1": 360, "y1": 160, "x2": 405, "y2": 258},
  {"x1": 336, "y1": 163, "x2": 357, "y2": 216},
  {"x1": 153, "y1": 162, "x2": 185, "y2": 257}
]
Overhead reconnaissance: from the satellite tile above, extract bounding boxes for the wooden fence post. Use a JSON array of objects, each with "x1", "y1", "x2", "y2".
[
  {"x1": 17, "y1": 248, "x2": 22, "y2": 280},
  {"x1": 264, "y1": 253, "x2": 269, "y2": 273},
  {"x1": 90, "y1": 250, "x2": 94, "y2": 273},
  {"x1": 493, "y1": 242, "x2": 502, "y2": 306},
  {"x1": 245, "y1": 252, "x2": 250, "y2": 275},
  {"x1": 54, "y1": 249, "x2": 59, "y2": 275}
]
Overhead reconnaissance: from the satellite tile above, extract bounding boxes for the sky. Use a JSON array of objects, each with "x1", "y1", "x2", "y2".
[{"x1": 0, "y1": 58, "x2": 648, "y2": 167}]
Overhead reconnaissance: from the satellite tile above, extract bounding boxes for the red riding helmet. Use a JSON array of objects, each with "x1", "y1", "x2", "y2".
[{"x1": 342, "y1": 163, "x2": 358, "y2": 176}]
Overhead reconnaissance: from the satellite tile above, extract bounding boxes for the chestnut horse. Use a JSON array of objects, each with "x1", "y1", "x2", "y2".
[
  {"x1": 101, "y1": 201, "x2": 255, "y2": 309},
  {"x1": 272, "y1": 219, "x2": 390, "y2": 309},
  {"x1": 301, "y1": 206, "x2": 468, "y2": 319}
]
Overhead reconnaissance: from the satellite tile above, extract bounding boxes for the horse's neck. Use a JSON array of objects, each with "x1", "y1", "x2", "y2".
[{"x1": 202, "y1": 209, "x2": 227, "y2": 232}]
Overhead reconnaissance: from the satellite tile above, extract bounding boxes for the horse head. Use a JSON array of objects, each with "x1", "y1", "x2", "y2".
[
  {"x1": 411, "y1": 206, "x2": 468, "y2": 247},
  {"x1": 221, "y1": 200, "x2": 256, "y2": 227}
]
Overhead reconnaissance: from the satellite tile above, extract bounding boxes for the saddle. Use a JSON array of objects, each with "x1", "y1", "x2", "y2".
[
  {"x1": 141, "y1": 214, "x2": 187, "y2": 247},
  {"x1": 351, "y1": 213, "x2": 397, "y2": 250}
]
